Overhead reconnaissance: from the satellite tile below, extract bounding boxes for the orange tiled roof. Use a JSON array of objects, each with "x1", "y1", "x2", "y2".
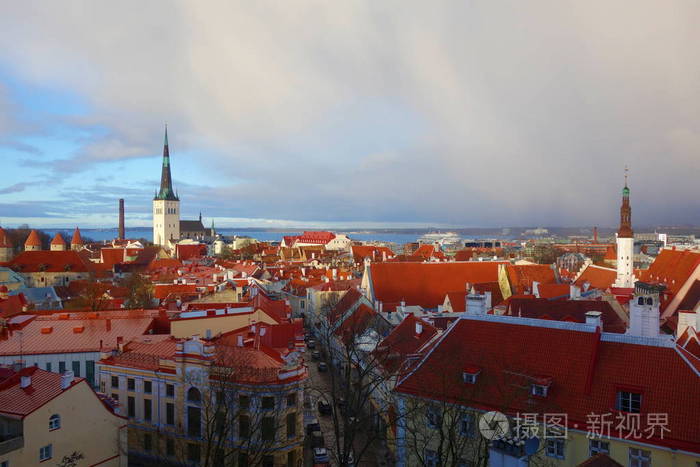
[
  {"x1": 8, "y1": 250, "x2": 94, "y2": 273},
  {"x1": 639, "y1": 248, "x2": 700, "y2": 296},
  {"x1": 71, "y1": 227, "x2": 83, "y2": 246},
  {"x1": 574, "y1": 264, "x2": 617, "y2": 290},
  {"x1": 370, "y1": 261, "x2": 507, "y2": 309},
  {"x1": 24, "y1": 230, "x2": 41, "y2": 247},
  {"x1": 506, "y1": 264, "x2": 557, "y2": 294},
  {"x1": 50, "y1": 233, "x2": 66, "y2": 246},
  {"x1": 0, "y1": 366, "x2": 81, "y2": 417}
]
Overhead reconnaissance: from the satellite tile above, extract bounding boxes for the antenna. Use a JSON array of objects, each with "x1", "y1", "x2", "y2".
[{"x1": 624, "y1": 165, "x2": 629, "y2": 186}]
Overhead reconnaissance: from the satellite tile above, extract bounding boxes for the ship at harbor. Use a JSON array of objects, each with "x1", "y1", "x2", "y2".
[{"x1": 417, "y1": 231, "x2": 462, "y2": 248}]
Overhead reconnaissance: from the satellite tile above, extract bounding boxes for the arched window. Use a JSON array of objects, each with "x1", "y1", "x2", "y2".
[
  {"x1": 49, "y1": 414, "x2": 60, "y2": 430},
  {"x1": 187, "y1": 387, "x2": 201, "y2": 403}
]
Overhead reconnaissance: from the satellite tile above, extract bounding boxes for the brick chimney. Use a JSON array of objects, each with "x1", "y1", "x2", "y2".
[{"x1": 118, "y1": 198, "x2": 125, "y2": 241}]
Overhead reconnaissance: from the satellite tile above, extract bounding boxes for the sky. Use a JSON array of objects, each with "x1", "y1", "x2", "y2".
[{"x1": 0, "y1": 1, "x2": 698, "y2": 229}]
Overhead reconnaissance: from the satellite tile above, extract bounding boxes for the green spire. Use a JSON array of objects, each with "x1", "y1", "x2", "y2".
[{"x1": 164, "y1": 124, "x2": 169, "y2": 147}]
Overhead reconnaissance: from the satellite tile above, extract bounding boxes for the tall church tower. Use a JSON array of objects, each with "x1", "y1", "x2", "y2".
[
  {"x1": 153, "y1": 125, "x2": 180, "y2": 247},
  {"x1": 613, "y1": 169, "x2": 635, "y2": 289}
]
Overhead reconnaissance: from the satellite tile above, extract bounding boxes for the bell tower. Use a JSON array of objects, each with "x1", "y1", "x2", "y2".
[
  {"x1": 153, "y1": 125, "x2": 180, "y2": 247},
  {"x1": 613, "y1": 167, "x2": 635, "y2": 289}
]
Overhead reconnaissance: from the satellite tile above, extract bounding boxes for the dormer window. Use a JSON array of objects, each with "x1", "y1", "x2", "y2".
[
  {"x1": 531, "y1": 377, "x2": 552, "y2": 397},
  {"x1": 616, "y1": 391, "x2": 641, "y2": 413},
  {"x1": 462, "y1": 366, "x2": 481, "y2": 384}
]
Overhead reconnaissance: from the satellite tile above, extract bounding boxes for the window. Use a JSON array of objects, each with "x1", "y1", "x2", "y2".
[
  {"x1": 144, "y1": 399, "x2": 152, "y2": 422},
  {"x1": 188, "y1": 406, "x2": 202, "y2": 437},
  {"x1": 39, "y1": 444, "x2": 52, "y2": 461},
  {"x1": 425, "y1": 449, "x2": 440, "y2": 467},
  {"x1": 166, "y1": 402, "x2": 175, "y2": 425},
  {"x1": 300, "y1": 300, "x2": 305, "y2": 309},
  {"x1": 287, "y1": 451, "x2": 296, "y2": 467},
  {"x1": 127, "y1": 378, "x2": 135, "y2": 391},
  {"x1": 143, "y1": 433, "x2": 152, "y2": 451},
  {"x1": 460, "y1": 413, "x2": 475, "y2": 437},
  {"x1": 261, "y1": 396, "x2": 275, "y2": 410},
  {"x1": 85, "y1": 360, "x2": 95, "y2": 386},
  {"x1": 239, "y1": 415, "x2": 250, "y2": 438},
  {"x1": 287, "y1": 392, "x2": 297, "y2": 407},
  {"x1": 546, "y1": 439, "x2": 565, "y2": 459},
  {"x1": 144, "y1": 380, "x2": 152, "y2": 394},
  {"x1": 262, "y1": 416, "x2": 275, "y2": 441},
  {"x1": 187, "y1": 387, "x2": 201, "y2": 403},
  {"x1": 45, "y1": 362, "x2": 52, "y2": 372},
  {"x1": 262, "y1": 456, "x2": 274, "y2": 467},
  {"x1": 1, "y1": 460, "x2": 8, "y2": 467},
  {"x1": 239, "y1": 394, "x2": 250, "y2": 409},
  {"x1": 287, "y1": 412, "x2": 297, "y2": 437},
  {"x1": 463, "y1": 372, "x2": 478, "y2": 384},
  {"x1": 629, "y1": 448, "x2": 651, "y2": 467},
  {"x1": 187, "y1": 443, "x2": 200, "y2": 463},
  {"x1": 531, "y1": 384, "x2": 548, "y2": 397},
  {"x1": 111, "y1": 393, "x2": 119, "y2": 401},
  {"x1": 128, "y1": 396, "x2": 135, "y2": 418},
  {"x1": 589, "y1": 439, "x2": 609, "y2": 456},
  {"x1": 617, "y1": 391, "x2": 642, "y2": 413},
  {"x1": 111, "y1": 376, "x2": 119, "y2": 388},
  {"x1": 49, "y1": 414, "x2": 61, "y2": 430},
  {"x1": 71, "y1": 361, "x2": 80, "y2": 377},
  {"x1": 58, "y1": 361, "x2": 66, "y2": 374},
  {"x1": 426, "y1": 406, "x2": 442, "y2": 429},
  {"x1": 166, "y1": 438, "x2": 175, "y2": 457},
  {"x1": 166, "y1": 384, "x2": 174, "y2": 397}
]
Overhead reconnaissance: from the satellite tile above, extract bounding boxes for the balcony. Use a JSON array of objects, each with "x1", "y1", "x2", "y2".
[{"x1": 0, "y1": 435, "x2": 24, "y2": 455}]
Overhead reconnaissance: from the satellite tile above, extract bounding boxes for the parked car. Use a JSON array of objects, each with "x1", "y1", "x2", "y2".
[
  {"x1": 313, "y1": 447, "x2": 330, "y2": 464},
  {"x1": 317, "y1": 400, "x2": 332, "y2": 415},
  {"x1": 306, "y1": 417, "x2": 321, "y2": 434},
  {"x1": 310, "y1": 430, "x2": 325, "y2": 448},
  {"x1": 311, "y1": 350, "x2": 321, "y2": 360},
  {"x1": 317, "y1": 362, "x2": 328, "y2": 372},
  {"x1": 307, "y1": 339, "x2": 316, "y2": 349}
]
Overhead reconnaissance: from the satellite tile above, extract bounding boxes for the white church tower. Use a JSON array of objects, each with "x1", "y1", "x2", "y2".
[
  {"x1": 613, "y1": 169, "x2": 635, "y2": 289},
  {"x1": 153, "y1": 126, "x2": 180, "y2": 247}
]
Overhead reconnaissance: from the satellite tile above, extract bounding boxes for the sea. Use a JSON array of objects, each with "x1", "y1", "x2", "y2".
[{"x1": 42, "y1": 228, "x2": 425, "y2": 245}]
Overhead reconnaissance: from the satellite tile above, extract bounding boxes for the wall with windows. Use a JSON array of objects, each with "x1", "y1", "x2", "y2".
[
  {"x1": 0, "y1": 351, "x2": 99, "y2": 387},
  {"x1": 0, "y1": 380, "x2": 126, "y2": 467}
]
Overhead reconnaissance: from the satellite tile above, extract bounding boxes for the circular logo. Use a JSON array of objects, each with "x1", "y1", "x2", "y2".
[{"x1": 479, "y1": 411, "x2": 510, "y2": 440}]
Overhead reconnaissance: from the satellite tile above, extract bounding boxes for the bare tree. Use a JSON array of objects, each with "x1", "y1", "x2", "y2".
[{"x1": 119, "y1": 273, "x2": 154, "y2": 309}]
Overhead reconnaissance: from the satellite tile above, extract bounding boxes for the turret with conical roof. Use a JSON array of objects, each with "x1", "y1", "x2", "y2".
[
  {"x1": 50, "y1": 233, "x2": 67, "y2": 251},
  {"x1": 25, "y1": 230, "x2": 42, "y2": 251},
  {"x1": 71, "y1": 227, "x2": 84, "y2": 251},
  {"x1": 0, "y1": 227, "x2": 14, "y2": 262}
]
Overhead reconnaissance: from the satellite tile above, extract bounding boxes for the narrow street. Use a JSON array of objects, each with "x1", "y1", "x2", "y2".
[{"x1": 302, "y1": 344, "x2": 392, "y2": 466}]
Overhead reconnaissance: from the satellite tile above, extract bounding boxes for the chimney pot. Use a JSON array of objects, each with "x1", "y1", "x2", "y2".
[
  {"x1": 61, "y1": 371, "x2": 74, "y2": 390},
  {"x1": 585, "y1": 311, "x2": 602, "y2": 329},
  {"x1": 20, "y1": 375, "x2": 31, "y2": 389}
]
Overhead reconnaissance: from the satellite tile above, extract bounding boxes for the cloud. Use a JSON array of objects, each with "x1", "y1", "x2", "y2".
[
  {"x1": 0, "y1": 1, "x2": 699, "y2": 227},
  {"x1": 0, "y1": 182, "x2": 34, "y2": 195}
]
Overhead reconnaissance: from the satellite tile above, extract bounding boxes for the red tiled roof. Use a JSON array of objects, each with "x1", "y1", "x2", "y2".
[
  {"x1": 0, "y1": 294, "x2": 27, "y2": 319},
  {"x1": 577, "y1": 453, "x2": 623, "y2": 467},
  {"x1": 8, "y1": 250, "x2": 94, "y2": 273},
  {"x1": 297, "y1": 231, "x2": 336, "y2": 244},
  {"x1": 154, "y1": 283, "x2": 198, "y2": 300},
  {"x1": 677, "y1": 280, "x2": 700, "y2": 311},
  {"x1": 506, "y1": 298, "x2": 627, "y2": 333},
  {"x1": 574, "y1": 265, "x2": 617, "y2": 290},
  {"x1": 329, "y1": 288, "x2": 364, "y2": 325},
  {"x1": 24, "y1": 229, "x2": 41, "y2": 247},
  {"x1": 176, "y1": 243, "x2": 208, "y2": 261},
  {"x1": 0, "y1": 313, "x2": 155, "y2": 355},
  {"x1": 374, "y1": 314, "x2": 438, "y2": 374},
  {"x1": 370, "y1": 262, "x2": 507, "y2": 309},
  {"x1": 396, "y1": 317, "x2": 700, "y2": 454},
  {"x1": 604, "y1": 245, "x2": 617, "y2": 261},
  {"x1": 351, "y1": 245, "x2": 395, "y2": 263},
  {"x1": 537, "y1": 283, "x2": 571, "y2": 299},
  {"x1": 0, "y1": 367, "x2": 81, "y2": 417},
  {"x1": 334, "y1": 304, "x2": 376, "y2": 339},
  {"x1": 506, "y1": 264, "x2": 557, "y2": 295},
  {"x1": 640, "y1": 249, "x2": 700, "y2": 296}
]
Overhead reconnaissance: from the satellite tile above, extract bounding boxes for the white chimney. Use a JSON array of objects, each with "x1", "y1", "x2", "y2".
[
  {"x1": 205, "y1": 329, "x2": 212, "y2": 339},
  {"x1": 20, "y1": 375, "x2": 31, "y2": 388},
  {"x1": 585, "y1": 311, "x2": 602, "y2": 329},
  {"x1": 415, "y1": 321, "x2": 423, "y2": 335},
  {"x1": 466, "y1": 294, "x2": 487, "y2": 315},
  {"x1": 696, "y1": 307, "x2": 700, "y2": 332},
  {"x1": 484, "y1": 291, "x2": 492, "y2": 311},
  {"x1": 61, "y1": 371, "x2": 74, "y2": 390},
  {"x1": 237, "y1": 335, "x2": 244, "y2": 347},
  {"x1": 532, "y1": 281, "x2": 540, "y2": 298},
  {"x1": 400, "y1": 300, "x2": 406, "y2": 313},
  {"x1": 570, "y1": 285, "x2": 581, "y2": 300},
  {"x1": 628, "y1": 295, "x2": 660, "y2": 337}
]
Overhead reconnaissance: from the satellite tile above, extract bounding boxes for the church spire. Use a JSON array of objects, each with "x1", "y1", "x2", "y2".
[
  {"x1": 618, "y1": 166, "x2": 633, "y2": 238},
  {"x1": 155, "y1": 124, "x2": 178, "y2": 201}
]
